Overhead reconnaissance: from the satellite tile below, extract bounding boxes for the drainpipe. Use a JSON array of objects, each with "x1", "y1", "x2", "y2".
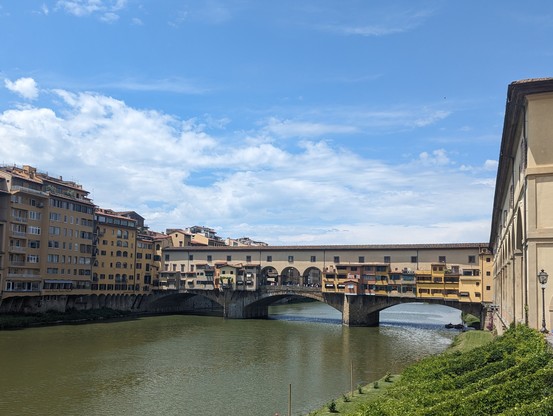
[
  {"x1": 511, "y1": 155, "x2": 516, "y2": 324},
  {"x1": 523, "y1": 104, "x2": 529, "y2": 325}
]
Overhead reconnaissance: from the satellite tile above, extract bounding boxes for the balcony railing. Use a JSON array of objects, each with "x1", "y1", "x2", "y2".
[
  {"x1": 7, "y1": 272, "x2": 41, "y2": 278},
  {"x1": 8, "y1": 246, "x2": 26, "y2": 253},
  {"x1": 11, "y1": 185, "x2": 48, "y2": 197}
]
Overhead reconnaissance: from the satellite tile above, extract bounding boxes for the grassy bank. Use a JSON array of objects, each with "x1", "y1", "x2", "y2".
[
  {"x1": 0, "y1": 308, "x2": 132, "y2": 330},
  {"x1": 307, "y1": 327, "x2": 552, "y2": 415}
]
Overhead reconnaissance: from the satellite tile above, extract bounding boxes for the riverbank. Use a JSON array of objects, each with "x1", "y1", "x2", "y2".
[
  {"x1": 310, "y1": 326, "x2": 553, "y2": 415},
  {"x1": 0, "y1": 308, "x2": 134, "y2": 329}
]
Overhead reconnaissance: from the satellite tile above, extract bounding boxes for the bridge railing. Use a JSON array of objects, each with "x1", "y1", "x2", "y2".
[{"x1": 260, "y1": 285, "x2": 322, "y2": 294}]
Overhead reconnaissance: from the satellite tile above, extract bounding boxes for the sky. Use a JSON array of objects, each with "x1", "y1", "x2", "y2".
[{"x1": 1, "y1": 1, "x2": 552, "y2": 245}]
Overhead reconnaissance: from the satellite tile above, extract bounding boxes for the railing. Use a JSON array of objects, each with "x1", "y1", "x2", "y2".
[
  {"x1": 8, "y1": 246, "x2": 26, "y2": 253},
  {"x1": 7, "y1": 273, "x2": 41, "y2": 278},
  {"x1": 12, "y1": 216, "x2": 27, "y2": 223},
  {"x1": 11, "y1": 185, "x2": 48, "y2": 197},
  {"x1": 10, "y1": 230, "x2": 27, "y2": 238}
]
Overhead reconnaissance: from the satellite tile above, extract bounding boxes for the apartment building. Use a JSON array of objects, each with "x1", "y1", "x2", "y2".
[
  {"x1": 0, "y1": 164, "x2": 95, "y2": 301},
  {"x1": 92, "y1": 209, "x2": 158, "y2": 294}
]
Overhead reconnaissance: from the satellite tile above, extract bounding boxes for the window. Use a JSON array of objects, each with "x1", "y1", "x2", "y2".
[
  {"x1": 486, "y1": 286, "x2": 491, "y2": 290},
  {"x1": 288, "y1": 255, "x2": 294, "y2": 262},
  {"x1": 165, "y1": 254, "x2": 170, "y2": 261},
  {"x1": 439, "y1": 256, "x2": 446, "y2": 263},
  {"x1": 28, "y1": 211, "x2": 41, "y2": 220},
  {"x1": 28, "y1": 226, "x2": 41, "y2": 235},
  {"x1": 246, "y1": 255, "x2": 252, "y2": 263},
  {"x1": 486, "y1": 257, "x2": 491, "y2": 263},
  {"x1": 207, "y1": 255, "x2": 212, "y2": 262},
  {"x1": 468, "y1": 255, "x2": 476, "y2": 264},
  {"x1": 333, "y1": 256, "x2": 340, "y2": 263},
  {"x1": 310, "y1": 256, "x2": 316, "y2": 262},
  {"x1": 358, "y1": 256, "x2": 365, "y2": 263},
  {"x1": 189, "y1": 254, "x2": 194, "y2": 261},
  {"x1": 27, "y1": 254, "x2": 39, "y2": 263},
  {"x1": 384, "y1": 256, "x2": 391, "y2": 263},
  {"x1": 267, "y1": 255, "x2": 272, "y2": 262},
  {"x1": 411, "y1": 256, "x2": 417, "y2": 263},
  {"x1": 486, "y1": 271, "x2": 491, "y2": 276},
  {"x1": 227, "y1": 255, "x2": 232, "y2": 261}
]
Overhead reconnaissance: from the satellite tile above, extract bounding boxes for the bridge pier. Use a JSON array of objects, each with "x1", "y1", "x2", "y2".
[
  {"x1": 221, "y1": 291, "x2": 269, "y2": 319},
  {"x1": 343, "y1": 295, "x2": 379, "y2": 326}
]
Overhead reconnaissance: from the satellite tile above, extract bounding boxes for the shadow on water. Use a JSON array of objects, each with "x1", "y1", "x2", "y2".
[{"x1": 268, "y1": 301, "x2": 464, "y2": 330}]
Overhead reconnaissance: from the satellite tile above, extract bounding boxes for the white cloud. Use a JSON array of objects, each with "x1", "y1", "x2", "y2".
[
  {"x1": 0, "y1": 83, "x2": 496, "y2": 245},
  {"x1": 56, "y1": 0, "x2": 127, "y2": 21},
  {"x1": 320, "y1": 8, "x2": 435, "y2": 37},
  {"x1": 484, "y1": 159, "x2": 498, "y2": 171},
  {"x1": 418, "y1": 149, "x2": 451, "y2": 166},
  {"x1": 263, "y1": 117, "x2": 357, "y2": 138},
  {"x1": 101, "y1": 77, "x2": 208, "y2": 94},
  {"x1": 4, "y1": 77, "x2": 39, "y2": 100}
]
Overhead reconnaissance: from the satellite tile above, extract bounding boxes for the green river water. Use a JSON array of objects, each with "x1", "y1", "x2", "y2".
[{"x1": 0, "y1": 302, "x2": 461, "y2": 416}]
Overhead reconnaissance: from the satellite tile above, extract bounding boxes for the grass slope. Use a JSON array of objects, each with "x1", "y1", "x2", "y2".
[{"x1": 348, "y1": 325, "x2": 552, "y2": 416}]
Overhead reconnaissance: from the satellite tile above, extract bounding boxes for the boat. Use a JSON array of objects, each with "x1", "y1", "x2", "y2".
[{"x1": 445, "y1": 323, "x2": 464, "y2": 330}]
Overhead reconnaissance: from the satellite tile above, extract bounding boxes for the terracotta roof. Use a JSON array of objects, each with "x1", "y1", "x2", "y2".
[{"x1": 165, "y1": 242, "x2": 488, "y2": 251}]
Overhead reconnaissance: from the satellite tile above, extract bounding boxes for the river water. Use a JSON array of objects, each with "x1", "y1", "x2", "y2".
[{"x1": 0, "y1": 302, "x2": 461, "y2": 416}]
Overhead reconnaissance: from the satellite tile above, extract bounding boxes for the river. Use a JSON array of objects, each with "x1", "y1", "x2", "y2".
[{"x1": 0, "y1": 302, "x2": 461, "y2": 416}]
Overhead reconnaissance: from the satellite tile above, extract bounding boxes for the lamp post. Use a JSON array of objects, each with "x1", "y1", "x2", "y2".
[{"x1": 538, "y1": 269, "x2": 549, "y2": 333}]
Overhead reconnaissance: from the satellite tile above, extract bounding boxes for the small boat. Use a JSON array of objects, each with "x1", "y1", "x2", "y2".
[{"x1": 445, "y1": 323, "x2": 464, "y2": 330}]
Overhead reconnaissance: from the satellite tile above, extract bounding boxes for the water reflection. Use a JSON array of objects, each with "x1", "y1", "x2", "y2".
[{"x1": 0, "y1": 303, "x2": 459, "y2": 416}]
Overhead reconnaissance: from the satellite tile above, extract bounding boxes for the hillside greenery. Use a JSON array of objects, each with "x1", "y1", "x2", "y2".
[{"x1": 348, "y1": 325, "x2": 553, "y2": 416}]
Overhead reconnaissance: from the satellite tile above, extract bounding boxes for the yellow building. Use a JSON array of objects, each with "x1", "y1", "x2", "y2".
[
  {"x1": 0, "y1": 164, "x2": 95, "y2": 309},
  {"x1": 164, "y1": 244, "x2": 492, "y2": 304},
  {"x1": 491, "y1": 78, "x2": 553, "y2": 332},
  {"x1": 92, "y1": 209, "x2": 157, "y2": 295}
]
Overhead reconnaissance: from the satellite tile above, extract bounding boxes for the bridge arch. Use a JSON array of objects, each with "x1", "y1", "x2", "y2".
[
  {"x1": 301, "y1": 267, "x2": 322, "y2": 287},
  {"x1": 260, "y1": 266, "x2": 279, "y2": 285},
  {"x1": 281, "y1": 267, "x2": 301, "y2": 286}
]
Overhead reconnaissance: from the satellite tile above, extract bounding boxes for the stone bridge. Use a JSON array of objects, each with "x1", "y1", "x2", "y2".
[
  {"x1": 145, "y1": 286, "x2": 485, "y2": 327},
  {"x1": 0, "y1": 286, "x2": 485, "y2": 327}
]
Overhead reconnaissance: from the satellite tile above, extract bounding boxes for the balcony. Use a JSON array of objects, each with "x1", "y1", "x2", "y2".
[
  {"x1": 9, "y1": 260, "x2": 25, "y2": 266},
  {"x1": 10, "y1": 230, "x2": 27, "y2": 238},
  {"x1": 8, "y1": 246, "x2": 26, "y2": 253},
  {"x1": 11, "y1": 185, "x2": 48, "y2": 197},
  {"x1": 7, "y1": 272, "x2": 40, "y2": 278},
  {"x1": 12, "y1": 216, "x2": 27, "y2": 223}
]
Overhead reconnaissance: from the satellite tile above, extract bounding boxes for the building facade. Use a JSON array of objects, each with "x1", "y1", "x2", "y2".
[
  {"x1": 0, "y1": 164, "x2": 95, "y2": 306},
  {"x1": 491, "y1": 78, "x2": 553, "y2": 332},
  {"x1": 162, "y1": 244, "x2": 493, "y2": 304}
]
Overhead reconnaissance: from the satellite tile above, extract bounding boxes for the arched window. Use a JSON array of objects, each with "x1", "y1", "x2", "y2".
[{"x1": 115, "y1": 262, "x2": 122, "y2": 268}]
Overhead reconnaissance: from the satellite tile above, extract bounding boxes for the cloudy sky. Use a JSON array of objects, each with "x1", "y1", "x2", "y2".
[{"x1": 1, "y1": 1, "x2": 551, "y2": 245}]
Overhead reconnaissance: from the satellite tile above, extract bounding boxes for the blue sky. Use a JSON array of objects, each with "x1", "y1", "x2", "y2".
[{"x1": 1, "y1": 1, "x2": 551, "y2": 245}]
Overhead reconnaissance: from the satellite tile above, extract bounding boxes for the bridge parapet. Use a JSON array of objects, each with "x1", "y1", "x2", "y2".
[{"x1": 155, "y1": 285, "x2": 485, "y2": 327}]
